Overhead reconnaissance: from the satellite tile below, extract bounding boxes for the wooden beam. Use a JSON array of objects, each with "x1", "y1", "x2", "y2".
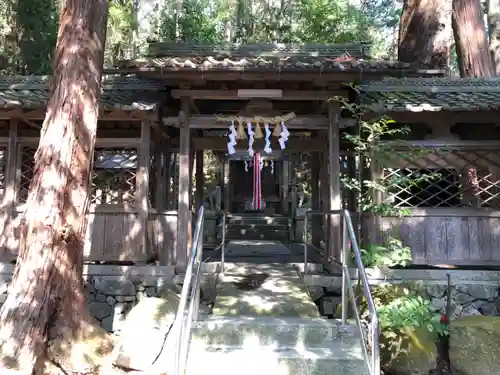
[
  {"x1": 176, "y1": 97, "x2": 191, "y2": 271},
  {"x1": 185, "y1": 137, "x2": 327, "y2": 152},
  {"x1": 163, "y1": 115, "x2": 331, "y2": 129},
  {"x1": 328, "y1": 102, "x2": 342, "y2": 267},
  {"x1": 137, "y1": 120, "x2": 151, "y2": 259},
  {"x1": 171, "y1": 89, "x2": 342, "y2": 101},
  {"x1": 0, "y1": 108, "x2": 154, "y2": 121}
]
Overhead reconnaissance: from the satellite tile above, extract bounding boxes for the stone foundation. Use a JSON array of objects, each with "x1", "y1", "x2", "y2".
[{"x1": 0, "y1": 264, "x2": 175, "y2": 333}]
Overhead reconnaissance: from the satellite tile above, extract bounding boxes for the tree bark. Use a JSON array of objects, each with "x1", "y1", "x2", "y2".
[
  {"x1": 0, "y1": 1, "x2": 111, "y2": 374},
  {"x1": 398, "y1": 0, "x2": 453, "y2": 69},
  {"x1": 453, "y1": 0, "x2": 495, "y2": 77},
  {"x1": 488, "y1": 0, "x2": 500, "y2": 74}
]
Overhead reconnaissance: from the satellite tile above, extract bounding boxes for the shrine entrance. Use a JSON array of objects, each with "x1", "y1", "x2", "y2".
[{"x1": 227, "y1": 151, "x2": 284, "y2": 214}]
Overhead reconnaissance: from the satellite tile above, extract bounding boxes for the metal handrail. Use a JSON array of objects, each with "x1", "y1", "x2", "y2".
[
  {"x1": 342, "y1": 210, "x2": 380, "y2": 375},
  {"x1": 302, "y1": 209, "x2": 380, "y2": 375},
  {"x1": 173, "y1": 205, "x2": 205, "y2": 375},
  {"x1": 219, "y1": 210, "x2": 226, "y2": 275}
]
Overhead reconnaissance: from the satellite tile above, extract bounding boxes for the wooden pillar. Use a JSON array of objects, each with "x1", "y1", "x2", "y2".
[
  {"x1": 320, "y1": 150, "x2": 330, "y2": 249},
  {"x1": 282, "y1": 156, "x2": 289, "y2": 213},
  {"x1": 328, "y1": 103, "x2": 342, "y2": 265},
  {"x1": 2, "y1": 119, "x2": 18, "y2": 255},
  {"x1": 195, "y1": 150, "x2": 204, "y2": 210},
  {"x1": 176, "y1": 98, "x2": 191, "y2": 271},
  {"x1": 311, "y1": 152, "x2": 322, "y2": 247},
  {"x1": 369, "y1": 152, "x2": 384, "y2": 244},
  {"x1": 154, "y1": 130, "x2": 166, "y2": 211},
  {"x1": 189, "y1": 149, "x2": 195, "y2": 210},
  {"x1": 137, "y1": 120, "x2": 151, "y2": 257},
  {"x1": 223, "y1": 158, "x2": 230, "y2": 211}
]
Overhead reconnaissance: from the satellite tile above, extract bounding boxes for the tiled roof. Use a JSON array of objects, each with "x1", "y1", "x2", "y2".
[
  {"x1": 0, "y1": 76, "x2": 165, "y2": 111},
  {"x1": 116, "y1": 42, "x2": 412, "y2": 72},
  {"x1": 360, "y1": 77, "x2": 500, "y2": 112}
]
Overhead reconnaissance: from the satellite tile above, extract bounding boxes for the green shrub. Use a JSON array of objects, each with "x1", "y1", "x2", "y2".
[{"x1": 359, "y1": 237, "x2": 412, "y2": 268}]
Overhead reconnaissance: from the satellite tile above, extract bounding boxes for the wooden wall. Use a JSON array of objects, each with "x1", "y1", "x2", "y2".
[
  {"x1": 0, "y1": 205, "x2": 179, "y2": 264},
  {"x1": 368, "y1": 208, "x2": 500, "y2": 265},
  {"x1": 0, "y1": 119, "x2": 182, "y2": 265}
]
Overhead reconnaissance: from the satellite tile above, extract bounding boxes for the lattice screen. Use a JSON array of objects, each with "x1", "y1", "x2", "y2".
[
  {"x1": 381, "y1": 147, "x2": 500, "y2": 208},
  {"x1": 91, "y1": 148, "x2": 137, "y2": 205},
  {"x1": 19, "y1": 146, "x2": 36, "y2": 203}
]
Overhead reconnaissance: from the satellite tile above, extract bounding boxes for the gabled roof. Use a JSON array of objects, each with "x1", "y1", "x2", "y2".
[
  {"x1": 116, "y1": 42, "x2": 414, "y2": 73},
  {"x1": 360, "y1": 77, "x2": 500, "y2": 112},
  {"x1": 0, "y1": 75, "x2": 165, "y2": 111}
]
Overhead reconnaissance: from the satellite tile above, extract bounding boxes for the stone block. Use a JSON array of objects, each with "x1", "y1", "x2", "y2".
[
  {"x1": 88, "y1": 301, "x2": 112, "y2": 321},
  {"x1": 94, "y1": 278, "x2": 136, "y2": 296},
  {"x1": 113, "y1": 289, "x2": 180, "y2": 372}
]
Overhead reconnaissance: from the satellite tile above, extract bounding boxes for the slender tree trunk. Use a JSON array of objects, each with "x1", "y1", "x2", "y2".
[
  {"x1": 488, "y1": 0, "x2": 500, "y2": 74},
  {"x1": 453, "y1": 0, "x2": 495, "y2": 76},
  {"x1": 0, "y1": 1, "x2": 112, "y2": 374},
  {"x1": 398, "y1": 0, "x2": 453, "y2": 68}
]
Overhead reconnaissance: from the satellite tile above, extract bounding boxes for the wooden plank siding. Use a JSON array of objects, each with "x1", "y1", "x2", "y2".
[{"x1": 366, "y1": 208, "x2": 500, "y2": 265}]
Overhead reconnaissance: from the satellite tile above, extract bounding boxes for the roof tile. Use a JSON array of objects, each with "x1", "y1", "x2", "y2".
[
  {"x1": 360, "y1": 77, "x2": 500, "y2": 112},
  {"x1": 0, "y1": 75, "x2": 164, "y2": 111}
]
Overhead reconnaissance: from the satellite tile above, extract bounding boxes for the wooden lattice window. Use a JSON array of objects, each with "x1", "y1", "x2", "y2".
[
  {"x1": 91, "y1": 148, "x2": 137, "y2": 205},
  {"x1": 382, "y1": 148, "x2": 500, "y2": 208},
  {"x1": 19, "y1": 146, "x2": 36, "y2": 203}
]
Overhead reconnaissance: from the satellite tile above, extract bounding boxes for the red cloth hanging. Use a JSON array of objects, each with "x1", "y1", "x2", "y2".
[{"x1": 252, "y1": 152, "x2": 262, "y2": 210}]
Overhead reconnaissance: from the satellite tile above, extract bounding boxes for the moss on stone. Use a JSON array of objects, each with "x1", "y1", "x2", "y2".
[{"x1": 449, "y1": 315, "x2": 500, "y2": 375}]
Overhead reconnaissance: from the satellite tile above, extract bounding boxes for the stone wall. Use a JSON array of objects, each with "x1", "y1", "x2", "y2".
[
  {"x1": 366, "y1": 269, "x2": 500, "y2": 317},
  {"x1": 308, "y1": 269, "x2": 500, "y2": 318},
  {"x1": 0, "y1": 264, "x2": 176, "y2": 333}
]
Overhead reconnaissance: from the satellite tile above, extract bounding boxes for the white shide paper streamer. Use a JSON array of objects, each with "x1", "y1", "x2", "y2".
[
  {"x1": 278, "y1": 121, "x2": 290, "y2": 150},
  {"x1": 247, "y1": 122, "x2": 255, "y2": 157},
  {"x1": 264, "y1": 123, "x2": 272, "y2": 154},
  {"x1": 227, "y1": 120, "x2": 237, "y2": 154}
]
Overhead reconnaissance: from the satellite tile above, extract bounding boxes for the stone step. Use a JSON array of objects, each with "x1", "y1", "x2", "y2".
[
  {"x1": 226, "y1": 214, "x2": 290, "y2": 226},
  {"x1": 225, "y1": 227, "x2": 290, "y2": 241},
  {"x1": 223, "y1": 223, "x2": 290, "y2": 231},
  {"x1": 199, "y1": 262, "x2": 324, "y2": 275},
  {"x1": 186, "y1": 343, "x2": 367, "y2": 375},
  {"x1": 213, "y1": 273, "x2": 320, "y2": 317},
  {"x1": 191, "y1": 316, "x2": 359, "y2": 347}
]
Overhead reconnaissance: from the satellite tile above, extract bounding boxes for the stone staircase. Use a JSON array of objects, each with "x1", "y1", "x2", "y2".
[
  {"x1": 221, "y1": 214, "x2": 292, "y2": 242},
  {"x1": 185, "y1": 261, "x2": 368, "y2": 375}
]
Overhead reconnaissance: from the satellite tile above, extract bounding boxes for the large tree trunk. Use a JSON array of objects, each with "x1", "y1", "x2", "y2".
[
  {"x1": 453, "y1": 0, "x2": 495, "y2": 76},
  {"x1": 488, "y1": 0, "x2": 500, "y2": 74},
  {"x1": 453, "y1": 0, "x2": 494, "y2": 205},
  {"x1": 0, "y1": 1, "x2": 111, "y2": 374},
  {"x1": 398, "y1": 0, "x2": 453, "y2": 68}
]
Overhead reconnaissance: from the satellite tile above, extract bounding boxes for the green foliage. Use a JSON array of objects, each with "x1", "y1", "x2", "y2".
[
  {"x1": 333, "y1": 91, "x2": 443, "y2": 269},
  {"x1": 360, "y1": 284, "x2": 446, "y2": 365},
  {"x1": 359, "y1": 237, "x2": 412, "y2": 268},
  {"x1": 372, "y1": 285, "x2": 445, "y2": 335},
  {"x1": 0, "y1": 0, "x2": 58, "y2": 74},
  {"x1": 149, "y1": 0, "x2": 397, "y2": 49},
  {"x1": 335, "y1": 92, "x2": 440, "y2": 217}
]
